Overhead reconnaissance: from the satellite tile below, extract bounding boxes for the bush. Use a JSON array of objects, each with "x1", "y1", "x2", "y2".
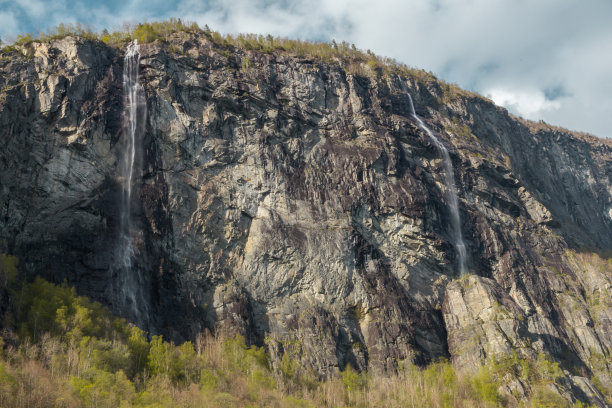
[
  {"x1": 531, "y1": 385, "x2": 570, "y2": 408},
  {"x1": 133, "y1": 24, "x2": 160, "y2": 43},
  {"x1": 14, "y1": 33, "x2": 33, "y2": 46},
  {"x1": 0, "y1": 253, "x2": 17, "y2": 288},
  {"x1": 70, "y1": 369, "x2": 135, "y2": 408},
  {"x1": 341, "y1": 364, "x2": 367, "y2": 393},
  {"x1": 469, "y1": 366, "x2": 503, "y2": 405}
]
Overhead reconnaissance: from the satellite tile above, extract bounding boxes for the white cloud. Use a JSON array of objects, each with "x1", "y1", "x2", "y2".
[{"x1": 486, "y1": 88, "x2": 562, "y2": 118}]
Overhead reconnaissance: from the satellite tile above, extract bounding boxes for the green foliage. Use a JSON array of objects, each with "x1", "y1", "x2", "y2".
[
  {"x1": 349, "y1": 304, "x2": 365, "y2": 321},
  {"x1": 16, "y1": 277, "x2": 111, "y2": 341},
  {"x1": 279, "y1": 352, "x2": 298, "y2": 382},
  {"x1": 99, "y1": 28, "x2": 132, "y2": 45},
  {"x1": 38, "y1": 22, "x2": 97, "y2": 42},
  {"x1": 530, "y1": 385, "x2": 571, "y2": 408},
  {"x1": 167, "y1": 44, "x2": 183, "y2": 54},
  {"x1": 70, "y1": 369, "x2": 135, "y2": 408},
  {"x1": 536, "y1": 353, "x2": 564, "y2": 382},
  {"x1": 0, "y1": 256, "x2": 597, "y2": 407},
  {"x1": 200, "y1": 367, "x2": 218, "y2": 390},
  {"x1": 2, "y1": 18, "x2": 198, "y2": 49},
  {"x1": 132, "y1": 24, "x2": 160, "y2": 43},
  {"x1": 447, "y1": 117, "x2": 476, "y2": 141},
  {"x1": 14, "y1": 33, "x2": 33, "y2": 46},
  {"x1": 222, "y1": 334, "x2": 268, "y2": 374},
  {"x1": 491, "y1": 350, "x2": 564, "y2": 387},
  {"x1": 283, "y1": 396, "x2": 315, "y2": 407},
  {"x1": 147, "y1": 335, "x2": 173, "y2": 377},
  {"x1": 147, "y1": 336, "x2": 201, "y2": 384},
  {"x1": 90, "y1": 338, "x2": 132, "y2": 373},
  {"x1": 469, "y1": 366, "x2": 503, "y2": 405},
  {"x1": 241, "y1": 56, "x2": 251, "y2": 70},
  {"x1": 0, "y1": 361, "x2": 17, "y2": 396},
  {"x1": 125, "y1": 325, "x2": 150, "y2": 376},
  {"x1": 0, "y1": 18, "x2": 479, "y2": 99},
  {"x1": 341, "y1": 364, "x2": 368, "y2": 393},
  {"x1": 0, "y1": 253, "x2": 18, "y2": 288}
]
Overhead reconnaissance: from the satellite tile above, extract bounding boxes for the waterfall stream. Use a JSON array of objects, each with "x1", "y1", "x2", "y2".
[
  {"x1": 115, "y1": 39, "x2": 147, "y2": 321},
  {"x1": 406, "y1": 92, "x2": 467, "y2": 275},
  {"x1": 122, "y1": 39, "x2": 142, "y2": 236}
]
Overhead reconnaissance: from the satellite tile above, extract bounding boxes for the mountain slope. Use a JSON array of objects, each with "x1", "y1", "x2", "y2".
[{"x1": 0, "y1": 26, "x2": 610, "y2": 405}]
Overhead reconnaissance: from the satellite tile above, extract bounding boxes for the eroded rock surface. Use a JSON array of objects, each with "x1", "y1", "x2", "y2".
[{"x1": 1, "y1": 34, "x2": 611, "y2": 405}]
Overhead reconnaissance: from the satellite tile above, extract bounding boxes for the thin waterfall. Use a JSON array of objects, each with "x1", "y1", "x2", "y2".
[
  {"x1": 114, "y1": 39, "x2": 147, "y2": 321},
  {"x1": 122, "y1": 39, "x2": 142, "y2": 237},
  {"x1": 406, "y1": 92, "x2": 467, "y2": 275}
]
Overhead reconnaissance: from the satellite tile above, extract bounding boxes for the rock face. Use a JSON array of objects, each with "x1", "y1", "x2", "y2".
[{"x1": 0, "y1": 34, "x2": 611, "y2": 404}]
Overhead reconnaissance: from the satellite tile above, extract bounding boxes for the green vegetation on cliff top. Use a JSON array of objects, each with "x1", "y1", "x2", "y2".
[
  {"x1": 0, "y1": 18, "x2": 480, "y2": 103},
  {"x1": 3, "y1": 18, "x2": 605, "y2": 141}
]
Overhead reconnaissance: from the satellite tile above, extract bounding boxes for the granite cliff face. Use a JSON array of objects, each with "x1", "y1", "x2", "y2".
[{"x1": 0, "y1": 33, "x2": 611, "y2": 405}]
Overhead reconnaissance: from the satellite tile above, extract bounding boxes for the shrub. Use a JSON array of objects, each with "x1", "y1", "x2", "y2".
[
  {"x1": 469, "y1": 366, "x2": 503, "y2": 405},
  {"x1": 70, "y1": 369, "x2": 135, "y2": 408},
  {"x1": 340, "y1": 364, "x2": 367, "y2": 393},
  {"x1": 133, "y1": 24, "x2": 160, "y2": 44},
  {"x1": 530, "y1": 385, "x2": 570, "y2": 408},
  {"x1": 14, "y1": 33, "x2": 33, "y2": 46},
  {"x1": 0, "y1": 362, "x2": 17, "y2": 403},
  {"x1": 0, "y1": 253, "x2": 17, "y2": 288}
]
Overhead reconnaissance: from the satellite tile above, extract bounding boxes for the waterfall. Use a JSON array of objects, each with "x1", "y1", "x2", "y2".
[
  {"x1": 406, "y1": 92, "x2": 467, "y2": 275},
  {"x1": 121, "y1": 40, "x2": 141, "y2": 235},
  {"x1": 114, "y1": 39, "x2": 147, "y2": 321}
]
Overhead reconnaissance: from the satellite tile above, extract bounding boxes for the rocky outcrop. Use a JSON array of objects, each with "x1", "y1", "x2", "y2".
[
  {"x1": 0, "y1": 33, "x2": 610, "y2": 405},
  {"x1": 443, "y1": 273, "x2": 609, "y2": 406}
]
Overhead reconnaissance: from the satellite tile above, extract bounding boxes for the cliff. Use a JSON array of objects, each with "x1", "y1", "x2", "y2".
[{"x1": 0, "y1": 30, "x2": 611, "y2": 406}]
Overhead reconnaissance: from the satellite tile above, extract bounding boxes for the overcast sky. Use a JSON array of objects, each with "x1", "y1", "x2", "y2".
[{"x1": 1, "y1": 0, "x2": 610, "y2": 138}]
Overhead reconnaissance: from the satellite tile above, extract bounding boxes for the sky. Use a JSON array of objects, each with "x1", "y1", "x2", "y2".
[{"x1": 0, "y1": 0, "x2": 610, "y2": 138}]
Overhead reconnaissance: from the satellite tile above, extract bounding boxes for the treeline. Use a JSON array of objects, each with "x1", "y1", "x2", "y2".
[
  {"x1": 6, "y1": 18, "x2": 411, "y2": 65},
  {"x1": 0, "y1": 18, "x2": 486, "y2": 105},
  {"x1": 0, "y1": 253, "x2": 598, "y2": 407},
  {"x1": 1, "y1": 19, "x2": 458, "y2": 88}
]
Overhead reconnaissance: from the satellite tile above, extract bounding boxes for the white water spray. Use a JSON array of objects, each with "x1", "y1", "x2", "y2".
[
  {"x1": 115, "y1": 39, "x2": 147, "y2": 321},
  {"x1": 122, "y1": 39, "x2": 143, "y2": 233},
  {"x1": 406, "y1": 92, "x2": 467, "y2": 275}
]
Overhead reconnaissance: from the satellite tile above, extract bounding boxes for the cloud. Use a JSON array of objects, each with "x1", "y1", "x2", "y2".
[
  {"x1": 486, "y1": 88, "x2": 562, "y2": 118},
  {"x1": 172, "y1": 0, "x2": 350, "y2": 40},
  {"x1": 319, "y1": 0, "x2": 612, "y2": 137}
]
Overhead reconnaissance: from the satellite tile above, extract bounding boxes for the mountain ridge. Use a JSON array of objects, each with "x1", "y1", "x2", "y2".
[{"x1": 0, "y1": 23, "x2": 611, "y2": 406}]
